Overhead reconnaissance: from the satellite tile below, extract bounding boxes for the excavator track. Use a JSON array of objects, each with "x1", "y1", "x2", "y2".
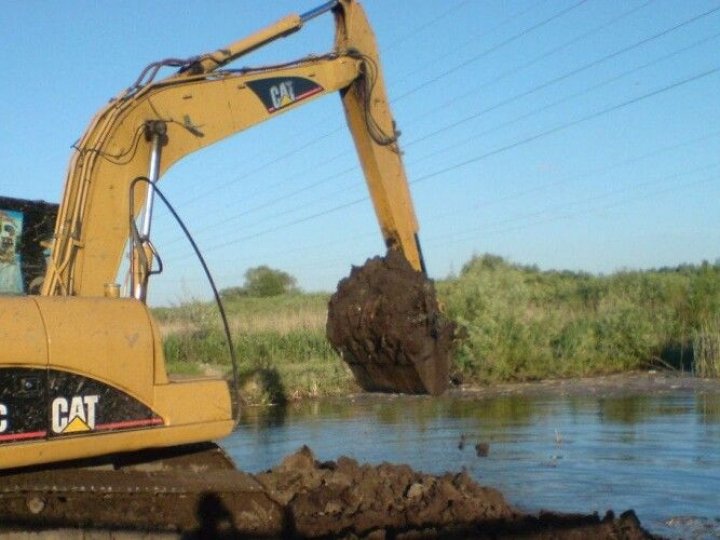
[{"x1": 0, "y1": 443, "x2": 283, "y2": 534}]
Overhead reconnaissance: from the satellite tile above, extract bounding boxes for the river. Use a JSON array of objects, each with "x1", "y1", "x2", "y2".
[{"x1": 223, "y1": 378, "x2": 720, "y2": 539}]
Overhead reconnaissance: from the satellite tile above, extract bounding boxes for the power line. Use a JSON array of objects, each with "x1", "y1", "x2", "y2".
[
  {"x1": 407, "y1": 3, "x2": 720, "y2": 148},
  {"x1": 154, "y1": 131, "x2": 720, "y2": 288},
  {"x1": 398, "y1": 0, "x2": 655, "y2": 134},
  {"x1": 161, "y1": 66, "x2": 718, "y2": 262},
  {"x1": 435, "y1": 171, "x2": 720, "y2": 247},
  {"x1": 168, "y1": 0, "x2": 481, "y2": 209},
  {"x1": 157, "y1": 166, "x2": 720, "y2": 289},
  {"x1": 383, "y1": 0, "x2": 474, "y2": 50},
  {"x1": 170, "y1": 1, "x2": 718, "y2": 246},
  {"x1": 408, "y1": 67, "x2": 719, "y2": 188},
  {"x1": 407, "y1": 29, "x2": 720, "y2": 166},
  {"x1": 393, "y1": 0, "x2": 591, "y2": 102},
  {"x1": 167, "y1": 0, "x2": 585, "y2": 213},
  {"x1": 389, "y1": 0, "x2": 548, "y2": 83},
  {"x1": 161, "y1": 164, "x2": 357, "y2": 247},
  {"x1": 422, "y1": 129, "x2": 720, "y2": 224}
]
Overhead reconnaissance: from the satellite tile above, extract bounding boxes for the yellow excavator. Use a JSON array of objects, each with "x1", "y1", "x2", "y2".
[{"x1": 0, "y1": 0, "x2": 439, "y2": 476}]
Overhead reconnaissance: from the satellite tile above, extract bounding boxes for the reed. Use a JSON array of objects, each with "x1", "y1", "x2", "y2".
[{"x1": 693, "y1": 317, "x2": 720, "y2": 378}]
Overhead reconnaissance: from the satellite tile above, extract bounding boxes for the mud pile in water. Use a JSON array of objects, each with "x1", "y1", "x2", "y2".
[
  {"x1": 256, "y1": 446, "x2": 656, "y2": 539},
  {"x1": 257, "y1": 445, "x2": 512, "y2": 538},
  {"x1": 326, "y1": 250, "x2": 455, "y2": 395}
]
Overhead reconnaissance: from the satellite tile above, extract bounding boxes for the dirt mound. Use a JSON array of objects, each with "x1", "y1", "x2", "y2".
[
  {"x1": 257, "y1": 445, "x2": 512, "y2": 538},
  {"x1": 256, "y1": 446, "x2": 656, "y2": 539},
  {"x1": 327, "y1": 250, "x2": 455, "y2": 395}
]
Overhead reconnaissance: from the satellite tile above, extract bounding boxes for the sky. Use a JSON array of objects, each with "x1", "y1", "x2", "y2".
[{"x1": 2, "y1": 0, "x2": 718, "y2": 306}]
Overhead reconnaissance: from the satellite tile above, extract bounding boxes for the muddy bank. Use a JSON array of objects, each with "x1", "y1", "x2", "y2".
[
  {"x1": 1, "y1": 446, "x2": 658, "y2": 539},
  {"x1": 327, "y1": 250, "x2": 455, "y2": 395},
  {"x1": 453, "y1": 371, "x2": 720, "y2": 399}
]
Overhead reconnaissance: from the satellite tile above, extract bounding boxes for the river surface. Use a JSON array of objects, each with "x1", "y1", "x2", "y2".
[{"x1": 222, "y1": 385, "x2": 720, "y2": 539}]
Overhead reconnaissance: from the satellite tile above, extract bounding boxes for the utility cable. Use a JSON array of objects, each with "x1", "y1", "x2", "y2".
[
  {"x1": 169, "y1": 0, "x2": 477, "y2": 208},
  {"x1": 389, "y1": 0, "x2": 548, "y2": 83},
  {"x1": 407, "y1": 30, "x2": 720, "y2": 165},
  {"x1": 400, "y1": 0, "x2": 655, "y2": 132},
  {"x1": 156, "y1": 144, "x2": 720, "y2": 284},
  {"x1": 436, "y1": 171, "x2": 720, "y2": 247},
  {"x1": 170, "y1": 66, "x2": 718, "y2": 258},
  {"x1": 392, "y1": 0, "x2": 590, "y2": 102},
  {"x1": 159, "y1": 61, "x2": 719, "y2": 260},
  {"x1": 407, "y1": 4, "x2": 720, "y2": 149},
  {"x1": 167, "y1": 0, "x2": 578, "y2": 211},
  {"x1": 170, "y1": 0, "x2": 711, "y2": 239},
  {"x1": 408, "y1": 67, "x2": 719, "y2": 187}
]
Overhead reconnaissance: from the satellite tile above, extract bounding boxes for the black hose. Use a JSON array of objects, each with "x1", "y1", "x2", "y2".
[{"x1": 130, "y1": 176, "x2": 242, "y2": 422}]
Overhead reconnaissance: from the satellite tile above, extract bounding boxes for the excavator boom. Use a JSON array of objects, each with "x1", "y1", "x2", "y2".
[
  {"x1": 43, "y1": 0, "x2": 423, "y2": 300},
  {"x1": 0, "y1": 0, "x2": 442, "y2": 473}
]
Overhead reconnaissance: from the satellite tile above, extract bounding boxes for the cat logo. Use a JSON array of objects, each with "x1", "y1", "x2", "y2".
[
  {"x1": 269, "y1": 80, "x2": 296, "y2": 111},
  {"x1": 51, "y1": 395, "x2": 99, "y2": 434},
  {"x1": 0, "y1": 403, "x2": 7, "y2": 433},
  {"x1": 246, "y1": 76, "x2": 324, "y2": 113}
]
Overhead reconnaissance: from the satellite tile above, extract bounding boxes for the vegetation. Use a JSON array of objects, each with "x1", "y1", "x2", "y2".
[
  {"x1": 155, "y1": 255, "x2": 720, "y2": 404},
  {"x1": 439, "y1": 255, "x2": 720, "y2": 381},
  {"x1": 219, "y1": 265, "x2": 298, "y2": 298},
  {"x1": 154, "y1": 293, "x2": 354, "y2": 404}
]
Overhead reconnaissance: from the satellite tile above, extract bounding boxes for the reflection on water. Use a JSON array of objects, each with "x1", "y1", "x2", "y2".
[{"x1": 223, "y1": 391, "x2": 720, "y2": 539}]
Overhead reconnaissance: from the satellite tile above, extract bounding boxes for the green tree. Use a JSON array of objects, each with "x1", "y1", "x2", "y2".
[{"x1": 241, "y1": 265, "x2": 298, "y2": 297}]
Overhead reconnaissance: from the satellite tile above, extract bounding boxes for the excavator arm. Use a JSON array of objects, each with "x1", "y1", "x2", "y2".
[
  {"x1": 43, "y1": 0, "x2": 424, "y2": 299},
  {"x1": 0, "y1": 0, "x2": 445, "y2": 473}
]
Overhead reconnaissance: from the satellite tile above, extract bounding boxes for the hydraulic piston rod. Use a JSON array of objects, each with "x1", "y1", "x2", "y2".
[{"x1": 132, "y1": 120, "x2": 166, "y2": 300}]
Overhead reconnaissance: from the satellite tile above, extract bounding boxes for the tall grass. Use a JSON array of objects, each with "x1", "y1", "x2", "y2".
[
  {"x1": 155, "y1": 293, "x2": 355, "y2": 403},
  {"x1": 438, "y1": 255, "x2": 720, "y2": 382},
  {"x1": 155, "y1": 256, "x2": 720, "y2": 402},
  {"x1": 694, "y1": 317, "x2": 720, "y2": 378}
]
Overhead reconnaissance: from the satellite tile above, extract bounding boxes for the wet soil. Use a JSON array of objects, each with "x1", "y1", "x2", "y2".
[
  {"x1": 452, "y1": 370, "x2": 720, "y2": 399},
  {"x1": 326, "y1": 250, "x2": 455, "y2": 395},
  {"x1": 255, "y1": 446, "x2": 656, "y2": 539},
  {"x1": 1, "y1": 444, "x2": 658, "y2": 539}
]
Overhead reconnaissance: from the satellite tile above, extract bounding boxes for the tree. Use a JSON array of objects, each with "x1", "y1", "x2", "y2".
[
  {"x1": 242, "y1": 265, "x2": 298, "y2": 297},
  {"x1": 219, "y1": 266, "x2": 299, "y2": 298}
]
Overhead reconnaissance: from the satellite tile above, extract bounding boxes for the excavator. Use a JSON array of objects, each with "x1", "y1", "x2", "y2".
[{"x1": 0, "y1": 2, "x2": 450, "y2": 526}]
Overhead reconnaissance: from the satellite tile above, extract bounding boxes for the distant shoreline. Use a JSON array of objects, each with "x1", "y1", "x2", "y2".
[{"x1": 339, "y1": 371, "x2": 720, "y2": 402}]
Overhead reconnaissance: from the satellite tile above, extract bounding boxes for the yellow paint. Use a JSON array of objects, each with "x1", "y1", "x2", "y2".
[{"x1": 0, "y1": 0, "x2": 425, "y2": 470}]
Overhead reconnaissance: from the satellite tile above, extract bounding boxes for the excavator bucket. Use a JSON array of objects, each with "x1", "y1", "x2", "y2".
[{"x1": 326, "y1": 250, "x2": 454, "y2": 395}]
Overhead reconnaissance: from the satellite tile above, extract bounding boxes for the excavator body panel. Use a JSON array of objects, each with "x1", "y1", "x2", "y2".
[{"x1": 0, "y1": 296, "x2": 233, "y2": 469}]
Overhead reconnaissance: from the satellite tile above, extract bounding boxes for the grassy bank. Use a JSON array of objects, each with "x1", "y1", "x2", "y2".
[
  {"x1": 154, "y1": 293, "x2": 355, "y2": 403},
  {"x1": 439, "y1": 255, "x2": 720, "y2": 382},
  {"x1": 154, "y1": 255, "x2": 720, "y2": 403}
]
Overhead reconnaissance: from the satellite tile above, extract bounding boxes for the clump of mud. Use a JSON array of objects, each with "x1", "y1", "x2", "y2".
[
  {"x1": 327, "y1": 250, "x2": 455, "y2": 395},
  {"x1": 256, "y1": 446, "x2": 656, "y2": 539},
  {"x1": 257, "y1": 445, "x2": 512, "y2": 538}
]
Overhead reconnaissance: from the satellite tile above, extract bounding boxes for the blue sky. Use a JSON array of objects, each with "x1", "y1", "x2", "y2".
[{"x1": 2, "y1": 1, "x2": 719, "y2": 305}]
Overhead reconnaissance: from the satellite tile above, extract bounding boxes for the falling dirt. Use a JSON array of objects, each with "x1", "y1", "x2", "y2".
[
  {"x1": 0, "y1": 446, "x2": 658, "y2": 539},
  {"x1": 326, "y1": 250, "x2": 455, "y2": 395}
]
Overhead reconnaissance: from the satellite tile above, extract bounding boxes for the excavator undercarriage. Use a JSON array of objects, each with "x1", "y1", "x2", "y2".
[{"x1": 0, "y1": 443, "x2": 282, "y2": 533}]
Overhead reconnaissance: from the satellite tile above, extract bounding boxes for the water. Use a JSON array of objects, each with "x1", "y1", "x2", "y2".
[{"x1": 222, "y1": 391, "x2": 720, "y2": 539}]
